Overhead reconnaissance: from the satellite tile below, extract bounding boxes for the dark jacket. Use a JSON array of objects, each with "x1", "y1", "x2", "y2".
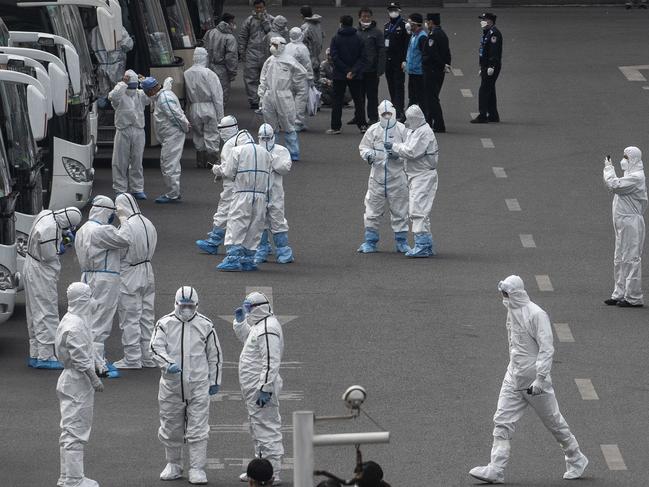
[
  {"x1": 422, "y1": 26, "x2": 451, "y2": 73},
  {"x1": 357, "y1": 21, "x2": 385, "y2": 75},
  {"x1": 329, "y1": 26, "x2": 366, "y2": 80},
  {"x1": 383, "y1": 16, "x2": 409, "y2": 67},
  {"x1": 479, "y1": 25, "x2": 502, "y2": 68}
]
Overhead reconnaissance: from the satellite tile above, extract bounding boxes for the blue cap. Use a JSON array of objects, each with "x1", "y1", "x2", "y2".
[{"x1": 141, "y1": 76, "x2": 159, "y2": 91}]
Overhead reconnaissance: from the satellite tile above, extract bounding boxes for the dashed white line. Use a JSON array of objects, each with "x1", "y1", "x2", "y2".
[
  {"x1": 553, "y1": 323, "x2": 575, "y2": 343},
  {"x1": 492, "y1": 167, "x2": 507, "y2": 178},
  {"x1": 535, "y1": 275, "x2": 554, "y2": 292},
  {"x1": 470, "y1": 112, "x2": 479, "y2": 119},
  {"x1": 461, "y1": 89, "x2": 473, "y2": 98},
  {"x1": 601, "y1": 444, "x2": 627, "y2": 470},
  {"x1": 505, "y1": 199, "x2": 521, "y2": 211},
  {"x1": 452, "y1": 68, "x2": 464, "y2": 76},
  {"x1": 644, "y1": 86, "x2": 649, "y2": 90},
  {"x1": 519, "y1": 234, "x2": 536, "y2": 248},
  {"x1": 574, "y1": 379, "x2": 599, "y2": 400},
  {"x1": 619, "y1": 65, "x2": 649, "y2": 81},
  {"x1": 481, "y1": 138, "x2": 495, "y2": 148}
]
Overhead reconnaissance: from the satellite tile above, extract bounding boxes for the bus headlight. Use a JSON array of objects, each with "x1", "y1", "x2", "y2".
[
  {"x1": 0, "y1": 265, "x2": 15, "y2": 290},
  {"x1": 63, "y1": 157, "x2": 91, "y2": 183},
  {"x1": 16, "y1": 231, "x2": 28, "y2": 258}
]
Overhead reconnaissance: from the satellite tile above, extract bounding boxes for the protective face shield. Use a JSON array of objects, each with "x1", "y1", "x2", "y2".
[
  {"x1": 53, "y1": 207, "x2": 83, "y2": 230},
  {"x1": 289, "y1": 26, "x2": 303, "y2": 43},
  {"x1": 91, "y1": 195, "x2": 117, "y2": 225},
  {"x1": 218, "y1": 115, "x2": 239, "y2": 142},
  {"x1": 269, "y1": 37, "x2": 286, "y2": 56},
  {"x1": 480, "y1": 20, "x2": 488, "y2": 29},
  {"x1": 258, "y1": 123, "x2": 275, "y2": 151},
  {"x1": 175, "y1": 286, "x2": 199, "y2": 322},
  {"x1": 621, "y1": 157, "x2": 629, "y2": 172},
  {"x1": 243, "y1": 291, "x2": 272, "y2": 315},
  {"x1": 66, "y1": 281, "x2": 93, "y2": 319},
  {"x1": 388, "y1": 10, "x2": 400, "y2": 19}
]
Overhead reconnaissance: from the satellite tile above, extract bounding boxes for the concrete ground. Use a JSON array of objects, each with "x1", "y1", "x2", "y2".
[{"x1": 2, "y1": 6, "x2": 649, "y2": 486}]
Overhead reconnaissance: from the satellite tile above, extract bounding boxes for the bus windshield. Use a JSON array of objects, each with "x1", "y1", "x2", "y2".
[
  {"x1": 163, "y1": 0, "x2": 197, "y2": 49},
  {"x1": 0, "y1": 117, "x2": 13, "y2": 200},
  {"x1": 0, "y1": 83, "x2": 38, "y2": 172},
  {"x1": 0, "y1": 18, "x2": 10, "y2": 46},
  {"x1": 136, "y1": 0, "x2": 175, "y2": 66}
]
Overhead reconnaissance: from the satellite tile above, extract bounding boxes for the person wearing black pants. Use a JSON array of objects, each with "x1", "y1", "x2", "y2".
[
  {"x1": 471, "y1": 12, "x2": 503, "y2": 124},
  {"x1": 356, "y1": 7, "x2": 385, "y2": 125},
  {"x1": 422, "y1": 13, "x2": 451, "y2": 132},
  {"x1": 383, "y1": 2, "x2": 409, "y2": 121},
  {"x1": 404, "y1": 13, "x2": 427, "y2": 109}
]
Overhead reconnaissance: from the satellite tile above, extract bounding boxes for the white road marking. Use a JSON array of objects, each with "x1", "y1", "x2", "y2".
[
  {"x1": 553, "y1": 323, "x2": 575, "y2": 343},
  {"x1": 470, "y1": 112, "x2": 479, "y2": 119},
  {"x1": 505, "y1": 199, "x2": 521, "y2": 211},
  {"x1": 452, "y1": 68, "x2": 463, "y2": 76},
  {"x1": 206, "y1": 458, "x2": 294, "y2": 471},
  {"x1": 519, "y1": 234, "x2": 536, "y2": 248},
  {"x1": 492, "y1": 167, "x2": 507, "y2": 178},
  {"x1": 211, "y1": 390, "x2": 304, "y2": 402},
  {"x1": 222, "y1": 360, "x2": 303, "y2": 370},
  {"x1": 643, "y1": 86, "x2": 649, "y2": 90},
  {"x1": 535, "y1": 275, "x2": 554, "y2": 292},
  {"x1": 481, "y1": 138, "x2": 495, "y2": 148},
  {"x1": 209, "y1": 422, "x2": 294, "y2": 434},
  {"x1": 601, "y1": 444, "x2": 627, "y2": 470},
  {"x1": 574, "y1": 379, "x2": 599, "y2": 400},
  {"x1": 218, "y1": 286, "x2": 299, "y2": 326},
  {"x1": 619, "y1": 65, "x2": 649, "y2": 81},
  {"x1": 461, "y1": 89, "x2": 473, "y2": 97}
]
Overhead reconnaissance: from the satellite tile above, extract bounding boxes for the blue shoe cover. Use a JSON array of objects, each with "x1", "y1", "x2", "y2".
[
  {"x1": 196, "y1": 239, "x2": 219, "y2": 255},
  {"x1": 155, "y1": 195, "x2": 180, "y2": 204},
  {"x1": 357, "y1": 228, "x2": 379, "y2": 253},
  {"x1": 405, "y1": 233, "x2": 435, "y2": 258},
  {"x1": 242, "y1": 249, "x2": 259, "y2": 271},
  {"x1": 131, "y1": 192, "x2": 147, "y2": 200},
  {"x1": 254, "y1": 231, "x2": 272, "y2": 264},
  {"x1": 394, "y1": 232, "x2": 411, "y2": 254},
  {"x1": 107, "y1": 369, "x2": 121, "y2": 379},
  {"x1": 27, "y1": 357, "x2": 38, "y2": 368},
  {"x1": 34, "y1": 359, "x2": 64, "y2": 370},
  {"x1": 272, "y1": 232, "x2": 294, "y2": 263},
  {"x1": 217, "y1": 245, "x2": 244, "y2": 271}
]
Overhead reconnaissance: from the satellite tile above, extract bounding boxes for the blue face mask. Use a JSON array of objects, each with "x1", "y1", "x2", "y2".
[
  {"x1": 108, "y1": 213, "x2": 116, "y2": 225},
  {"x1": 127, "y1": 82, "x2": 138, "y2": 89}
]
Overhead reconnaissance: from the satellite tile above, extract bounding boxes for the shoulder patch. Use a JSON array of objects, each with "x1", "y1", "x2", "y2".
[
  {"x1": 428, "y1": 38, "x2": 434, "y2": 47},
  {"x1": 491, "y1": 36, "x2": 498, "y2": 43}
]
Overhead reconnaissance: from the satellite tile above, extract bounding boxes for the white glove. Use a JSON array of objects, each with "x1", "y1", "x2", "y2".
[
  {"x1": 444, "y1": 64, "x2": 452, "y2": 73},
  {"x1": 604, "y1": 156, "x2": 613, "y2": 167},
  {"x1": 487, "y1": 67, "x2": 495, "y2": 76},
  {"x1": 212, "y1": 164, "x2": 223, "y2": 177},
  {"x1": 530, "y1": 376, "x2": 545, "y2": 396},
  {"x1": 85, "y1": 369, "x2": 104, "y2": 392}
]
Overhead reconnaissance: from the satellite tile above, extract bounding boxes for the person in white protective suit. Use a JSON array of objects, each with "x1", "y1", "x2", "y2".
[
  {"x1": 284, "y1": 27, "x2": 314, "y2": 132},
  {"x1": 56, "y1": 282, "x2": 104, "y2": 487},
  {"x1": 142, "y1": 76, "x2": 191, "y2": 204},
  {"x1": 603, "y1": 147, "x2": 647, "y2": 307},
  {"x1": 150, "y1": 286, "x2": 222, "y2": 485},
  {"x1": 469, "y1": 275, "x2": 588, "y2": 484},
  {"x1": 216, "y1": 130, "x2": 273, "y2": 272},
  {"x1": 233, "y1": 291, "x2": 284, "y2": 485},
  {"x1": 195, "y1": 115, "x2": 239, "y2": 255},
  {"x1": 184, "y1": 47, "x2": 225, "y2": 169},
  {"x1": 75, "y1": 196, "x2": 130, "y2": 378},
  {"x1": 108, "y1": 69, "x2": 150, "y2": 199},
  {"x1": 89, "y1": 26, "x2": 133, "y2": 102},
  {"x1": 389, "y1": 104, "x2": 438, "y2": 257},
  {"x1": 254, "y1": 123, "x2": 294, "y2": 265},
  {"x1": 24, "y1": 207, "x2": 82, "y2": 369},
  {"x1": 258, "y1": 37, "x2": 308, "y2": 161},
  {"x1": 202, "y1": 13, "x2": 238, "y2": 106},
  {"x1": 357, "y1": 100, "x2": 410, "y2": 254},
  {"x1": 113, "y1": 194, "x2": 157, "y2": 369}
]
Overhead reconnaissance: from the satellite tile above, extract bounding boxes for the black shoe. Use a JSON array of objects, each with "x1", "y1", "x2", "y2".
[
  {"x1": 487, "y1": 117, "x2": 500, "y2": 123},
  {"x1": 604, "y1": 299, "x2": 619, "y2": 306},
  {"x1": 250, "y1": 102, "x2": 259, "y2": 109},
  {"x1": 346, "y1": 118, "x2": 357, "y2": 125},
  {"x1": 617, "y1": 300, "x2": 644, "y2": 307},
  {"x1": 470, "y1": 117, "x2": 488, "y2": 124}
]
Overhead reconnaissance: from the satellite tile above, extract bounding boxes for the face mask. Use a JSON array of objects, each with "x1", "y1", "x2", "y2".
[
  {"x1": 405, "y1": 22, "x2": 412, "y2": 34},
  {"x1": 360, "y1": 21, "x2": 372, "y2": 28},
  {"x1": 127, "y1": 82, "x2": 138, "y2": 89},
  {"x1": 502, "y1": 298, "x2": 510, "y2": 308},
  {"x1": 179, "y1": 307, "x2": 195, "y2": 321},
  {"x1": 107, "y1": 212, "x2": 116, "y2": 225},
  {"x1": 480, "y1": 20, "x2": 488, "y2": 29},
  {"x1": 232, "y1": 23, "x2": 237, "y2": 30},
  {"x1": 270, "y1": 45, "x2": 279, "y2": 55},
  {"x1": 126, "y1": 89, "x2": 136, "y2": 97},
  {"x1": 261, "y1": 138, "x2": 274, "y2": 151},
  {"x1": 379, "y1": 114, "x2": 394, "y2": 129},
  {"x1": 621, "y1": 158, "x2": 629, "y2": 171},
  {"x1": 388, "y1": 11, "x2": 399, "y2": 19}
]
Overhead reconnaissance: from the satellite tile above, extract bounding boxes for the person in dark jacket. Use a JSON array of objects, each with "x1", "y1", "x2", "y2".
[
  {"x1": 471, "y1": 12, "x2": 503, "y2": 123},
  {"x1": 327, "y1": 15, "x2": 367, "y2": 134},
  {"x1": 422, "y1": 13, "x2": 451, "y2": 132},
  {"x1": 383, "y1": 1, "x2": 409, "y2": 121},
  {"x1": 404, "y1": 13, "x2": 426, "y2": 109}
]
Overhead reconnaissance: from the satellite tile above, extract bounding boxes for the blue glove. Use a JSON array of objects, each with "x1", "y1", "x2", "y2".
[
  {"x1": 58, "y1": 242, "x2": 66, "y2": 255},
  {"x1": 209, "y1": 384, "x2": 220, "y2": 395},
  {"x1": 255, "y1": 390, "x2": 272, "y2": 407},
  {"x1": 63, "y1": 229, "x2": 76, "y2": 244},
  {"x1": 167, "y1": 363, "x2": 181, "y2": 374},
  {"x1": 243, "y1": 300, "x2": 253, "y2": 313},
  {"x1": 365, "y1": 153, "x2": 374, "y2": 165},
  {"x1": 384, "y1": 141, "x2": 393, "y2": 150},
  {"x1": 234, "y1": 307, "x2": 245, "y2": 322}
]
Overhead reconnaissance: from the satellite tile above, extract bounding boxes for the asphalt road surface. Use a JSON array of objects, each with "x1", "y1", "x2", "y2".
[{"x1": 2, "y1": 6, "x2": 649, "y2": 486}]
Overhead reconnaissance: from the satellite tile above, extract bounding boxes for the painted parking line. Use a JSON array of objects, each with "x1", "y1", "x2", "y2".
[
  {"x1": 505, "y1": 199, "x2": 521, "y2": 211},
  {"x1": 492, "y1": 167, "x2": 507, "y2": 178},
  {"x1": 553, "y1": 323, "x2": 575, "y2": 342},
  {"x1": 519, "y1": 234, "x2": 536, "y2": 248},
  {"x1": 535, "y1": 275, "x2": 554, "y2": 292},
  {"x1": 481, "y1": 138, "x2": 495, "y2": 148},
  {"x1": 619, "y1": 65, "x2": 649, "y2": 81},
  {"x1": 574, "y1": 379, "x2": 599, "y2": 400},
  {"x1": 222, "y1": 360, "x2": 303, "y2": 370},
  {"x1": 461, "y1": 89, "x2": 473, "y2": 97},
  {"x1": 601, "y1": 444, "x2": 627, "y2": 470},
  {"x1": 207, "y1": 457, "x2": 294, "y2": 471},
  {"x1": 210, "y1": 423, "x2": 294, "y2": 434},
  {"x1": 211, "y1": 390, "x2": 304, "y2": 402},
  {"x1": 470, "y1": 112, "x2": 479, "y2": 119}
]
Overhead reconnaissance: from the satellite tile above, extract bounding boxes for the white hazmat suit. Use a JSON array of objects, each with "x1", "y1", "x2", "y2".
[
  {"x1": 469, "y1": 276, "x2": 588, "y2": 484},
  {"x1": 151, "y1": 286, "x2": 223, "y2": 484},
  {"x1": 285, "y1": 27, "x2": 314, "y2": 131},
  {"x1": 75, "y1": 196, "x2": 130, "y2": 374},
  {"x1": 234, "y1": 291, "x2": 284, "y2": 483},
  {"x1": 603, "y1": 146, "x2": 647, "y2": 307},
  {"x1": 357, "y1": 100, "x2": 410, "y2": 254},
  {"x1": 24, "y1": 207, "x2": 82, "y2": 367},
  {"x1": 392, "y1": 104, "x2": 438, "y2": 257},
  {"x1": 56, "y1": 282, "x2": 103, "y2": 487},
  {"x1": 114, "y1": 194, "x2": 157, "y2": 369},
  {"x1": 108, "y1": 70, "x2": 150, "y2": 195},
  {"x1": 184, "y1": 47, "x2": 224, "y2": 168}
]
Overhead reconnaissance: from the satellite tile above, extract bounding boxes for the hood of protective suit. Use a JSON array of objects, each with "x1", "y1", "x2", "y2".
[
  {"x1": 115, "y1": 193, "x2": 141, "y2": 221},
  {"x1": 174, "y1": 285, "x2": 198, "y2": 321},
  {"x1": 125, "y1": 69, "x2": 138, "y2": 84},
  {"x1": 378, "y1": 99, "x2": 397, "y2": 129},
  {"x1": 245, "y1": 291, "x2": 273, "y2": 324},
  {"x1": 258, "y1": 123, "x2": 275, "y2": 151},
  {"x1": 271, "y1": 15, "x2": 288, "y2": 32},
  {"x1": 192, "y1": 47, "x2": 209, "y2": 67},
  {"x1": 404, "y1": 104, "x2": 426, "y2": 130},
  {"x1": 498, "y1": 275, "x2": 531, "y2": 309},
  {"x1": 235, "y1": 129, "x2": 255, "y2": 146},
  {"x1": 218, "y1": 115, "x2": 239, "y2": 141},
  {"x1": 53, "y1": 207, "x2": 82, "y2": 229},
  {"x1": 289, "y1": 26, "x2": 304, "y2": 43},
  {"x1": 623, "y1": 146, "x2": 644, "y2": 173},
  {"x1": 67, "y1": 282, "x2": 93, "y2": 318},
  {"x1": 269, "y1": 36, "x2": 286, "y2": 56},
  {"x1": 217, "y1": 20, "x2": 234, "y2": 34},
  {"x1": 89, "y1": 195, "x2": 116, "y2": 224}
]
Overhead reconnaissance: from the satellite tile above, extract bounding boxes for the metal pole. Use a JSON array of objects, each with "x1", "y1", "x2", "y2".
[
  {"x1": 293, "y1": 411, "x2": 315, "y2": 487},
  {"x1": 313, "y1": 432, "x2": 390, "y2": 447}
]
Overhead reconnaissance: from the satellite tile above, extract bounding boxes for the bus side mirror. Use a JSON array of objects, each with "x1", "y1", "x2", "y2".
[
  {"x1": 62, "y1": 44, "x2": 81, "y2": 96},
  {"x1": 96, "y1": 0, "x2": 123, "y2": 52},
  {"x1": 48, "y1": 62, "x2": 68, "y2": 116},
  {"x1": 26, "y1": 84, "x2": 47, "y2": 141}
]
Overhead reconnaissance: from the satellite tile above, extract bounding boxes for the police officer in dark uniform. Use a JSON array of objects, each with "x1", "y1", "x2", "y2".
[
  {"x1": 471, "y1": 12, "x2": 502, "y2": 124},
  {"x1": 422, "y1": 13, "x2": 451, "y2": 132},
  {"x1": 383, "y1": 2, "x2": 409, "y2": 121}
]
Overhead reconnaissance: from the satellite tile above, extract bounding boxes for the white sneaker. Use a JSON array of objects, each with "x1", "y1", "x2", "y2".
[
  {"x1": 113, "y1": 358, "x2": 142, "y2": 369},
  {"x1": 189, "y1": 468, "x2": 208, "y2": 484},
  {"x1": 564, "y1": 453, "x2": 588, "y2": 479},
  {"x1": 160, "y1": 463, "x2": 183, "y2": 480},
  {"x1": 239, "y1": 472, "x2": 249, "y2": 482},
  {"x1": 469, "y1": 465, "x2": 504, "y2": 484}
]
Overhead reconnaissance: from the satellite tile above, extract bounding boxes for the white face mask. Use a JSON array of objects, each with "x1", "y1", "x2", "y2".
[
  {"x1": 502, "y1": 298, "x2": 510, "y2": 308},
  {"x1": 480, "y1": 20, "x2": 489, "y2": 29},
  {"x1": 405, "y1": 22, "x2": 412, "y2": 34},
  {"x1": 270, "y1": 45, "x2": 282, "y2": 56},
  {"x1": 621, "y1": 158, "x2": 629, "y2": 171},
  {"x1": 389, "y1": 11, "x2": 399, "y2": 19},
  {"x1": 261, "y1": 138, "x2": 274, "y2": 151},
  {"x1": 360, "y1": 21, "x2": 372, "y2": 27},
  {"x1": 379, "y1": 114, "x2": 394, "y2": 129},
  {"x1": 126, "y1": 89, "x2": 136, "y2": 97},
  {"x1": 178, "y1": 306, "x2": 196, "y2": 321}
]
